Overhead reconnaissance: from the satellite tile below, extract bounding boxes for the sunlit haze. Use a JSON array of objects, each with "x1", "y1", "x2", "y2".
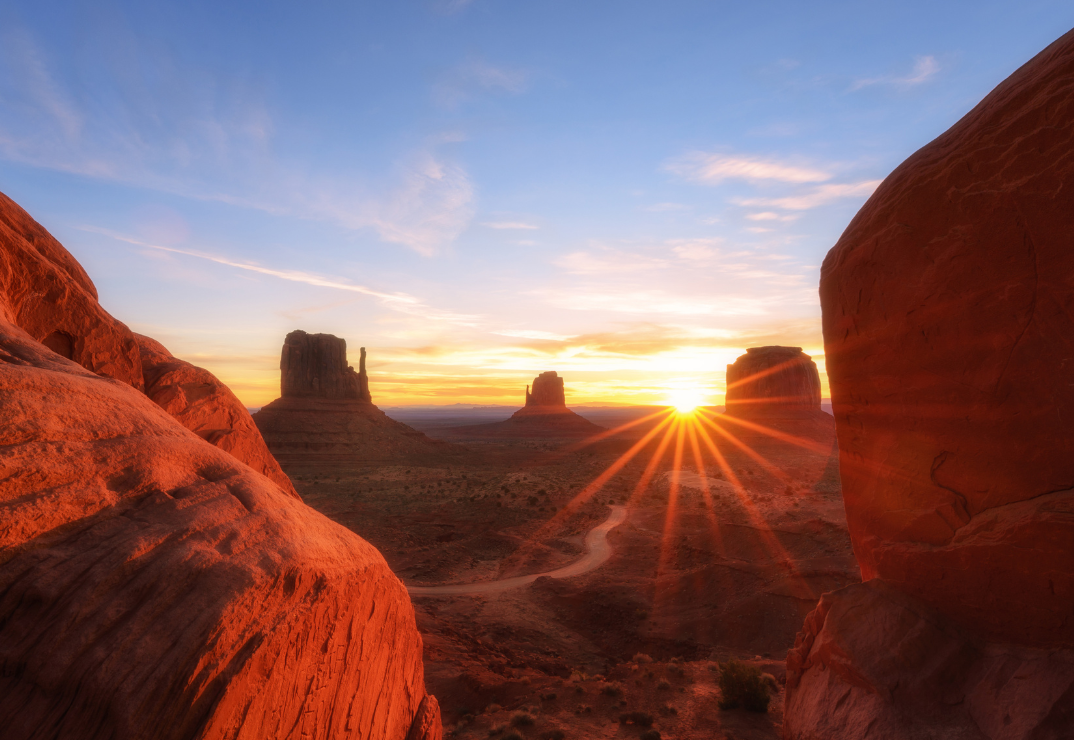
[{"x1": 1, "y1": 1, "x2": 1070, "y2": 406}]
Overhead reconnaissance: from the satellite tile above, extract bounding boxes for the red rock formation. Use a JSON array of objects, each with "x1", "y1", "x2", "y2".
[
  {"x1": 255, "y1": 334, "x2": 451, "y2": 464},
  {"x1": 0, "y1": 191, "x2": 294, "y2": 494},
  {"x1": 281, "y1": 329, "x2": 371, "y2": 402},
  {"x1": 0, "y1": 197, "x2": 441, "y2": 739},
  {"x1": 786, "y1": 28, "x2": 1074, "y2": 739},
  {"x1": 525, "y1": 371, "x2": 565, "y2": 408},
  {"x1": 724, "y1": 346, "x2": 821, "y2": 416},
  {"x1": 785, "y1": 581, "x2": 1074, "y2": 738},
  {"x1": 446, "y1": 372, "x2": 604, "y2": 439},
  {"x1": 137, "y1": 334, "x2": 299, "y2": 498},
  {"x1": 0, "y1": 191, "x2": 143, "y2": 389}
]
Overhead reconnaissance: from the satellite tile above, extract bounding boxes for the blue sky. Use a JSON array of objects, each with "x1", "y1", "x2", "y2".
[{"x1": 2, "y1": 1, "x2": 1071, "y2": 405}]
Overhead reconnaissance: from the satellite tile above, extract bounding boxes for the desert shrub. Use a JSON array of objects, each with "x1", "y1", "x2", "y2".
[
  {"x1": 640, "y1": 731, "x2": 661, "y2": 740},
  {"x1": 510, "y1": 711, "x2": 536, "y2": 727},
  {"x1": 541, "y1": 692, "x2": 558, "y2": 701},
  {"x1": 762, "y1": 673, "x2": 779, "y2": 692},
  {"x1": 658, "y1": 704, "x2": 678, "y2": 716},
  {"x1": 539, "y1": 730, "x2": 565, "y2": 740},
  {"x1": 485, "y1": 704, "x2": 502, "y2": 714},
  {"x1": 617, "y1": 711, "x2": 654, "y2": 727},
  {"x1": 717, "y1": 660, "x2": 771, "y2": 712},
  {"x1": 656, "y1": 680, "x2": 671, "y2": 690},
  {"x1": 668, "y1": 664, "x2": 685, "y2": 677},
  {"x1": 632, "y1": 653, "x2": 653, "y2": 664},
  {"x1": 600, "y1": 684, "x2": 623, "y2": 698},
  {"x1": 488, "y1": 725, "x2": 506, "y2": 736},
  {"x1": 503, "y1": 732, "x2": 523, "y2": 740},
  {"x1": 574, "y1": 686, "x2": 585, "y2": 694}
]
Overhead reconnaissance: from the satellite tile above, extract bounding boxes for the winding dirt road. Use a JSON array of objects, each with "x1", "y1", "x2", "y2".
[{"x1": 406, "y1": 505, "x2": 628, "y2": 596}]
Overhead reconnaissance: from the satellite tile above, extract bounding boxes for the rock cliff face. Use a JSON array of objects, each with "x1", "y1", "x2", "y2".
[
  {"x1": 255, "y1": 334, "x2": 450, "y2": 464},
  {"x1": 724, "y1": 346, "x2": 821, "y2": 416},
  {"x1": 785, "y1": 28, "x2": 1074, "y2": 739},
  {"x1": 281, "y1": 329, "x2": 371, "y2": 402},
  {"x1": 525, "y1": 371, "x2": 565, "y2": 408},
  {"x1": 0, "y1": 192, "x2": 441, "y2": 740}
]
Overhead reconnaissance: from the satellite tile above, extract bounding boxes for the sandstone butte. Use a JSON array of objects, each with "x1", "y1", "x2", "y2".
[
  {"x1": 0, "y1": 192, "x2": 442, "y2": 740},
  {"x1": 449, "y1": 371, "x2": 605, "y2": 438},
  {"x1": 784, "y1": 28, "x2": 1074, "y2": 739},
  {"x1": 724, "y1": 346, "x2": 822, "y2": 417},
  {"x1": 254, "y1": 331, "x2": 450, "y2": 464}
]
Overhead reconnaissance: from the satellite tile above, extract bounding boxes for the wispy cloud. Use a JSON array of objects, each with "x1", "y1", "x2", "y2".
[
  {"x1": 493, "y1": 329, "x2": 576, "y2": 341},
  {"x1": 851, "y1": 55, "x2": 939, "y2": 91},
  {"x1": 84, "y1": 227, "x2": 483, "y2": 325},
  {"x1": 482, "y1": 220, "x2": 539, "y2": 230},
  {"x1": 666, "y1": 153, "x2": 831, "y2": 185},
  {"x1": 0, "y1": 26, "x2": 474, "y2": 256},
  {"x1": 435, "y1": 58, "x2": 528, "y2": 107},
  {"x1": 644, "y1": 202, "x2": 690, "y2": 212},
  {"x1": 554, "y1": 247, "x2": 669, "y2": 275},
  {"x1": 733, "y1": 180, "x2": 881, "y2": 210},
  {"x1": 746, "y1": 211, "x2": 798, "y2": 222}
]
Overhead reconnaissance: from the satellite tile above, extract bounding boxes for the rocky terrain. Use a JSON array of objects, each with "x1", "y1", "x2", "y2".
[
  {"x1": 0, "y1": 192, "x2": 441, "y2": 740},
  {"x1": 785, "y1": 27, "x2": 1074, "y2": 739}
]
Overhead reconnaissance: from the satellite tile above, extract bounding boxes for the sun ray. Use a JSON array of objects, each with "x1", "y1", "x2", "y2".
[{"x1": 695, "y1": 411, "x2": 792, "y2": 485}]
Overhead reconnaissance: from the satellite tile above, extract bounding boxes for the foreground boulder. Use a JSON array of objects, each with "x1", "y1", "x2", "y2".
[
  {"x1": 137, "y1": 333, "x2": 299, "y2": 498},
  {"x1": 786, "y1": 28, "x2": 1074, "y2": 739},
  {"x1": 724, "y1": 346, "x2": 821, "y2": 417},
  {"x1": 0, "y1": 195, "x2": 441, "y2": 739},
  {"x1": 0, "y1": 191, "x2": 295, "y2": 494}
]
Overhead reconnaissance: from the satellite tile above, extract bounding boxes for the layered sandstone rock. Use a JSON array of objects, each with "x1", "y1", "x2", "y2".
[
  {"x1": 786, "y1": 28, "x2": 1074, "y2": 739},
  {"x1": 525, "y1": 371, "x2": 565, "y2": 408},
  {"x1": 137, "y1": 334, "x2": 299, "y2": 498},
  {"x1": 281, "y1": 329, "x2": 371, "y2": 402},
  {"x1": 0, "y1": 191, "x2": 143, "y2": 388},
  {"x1": 724, "y1": 346, "x2": 821, "y2": 416},
  {"x1": 0, "y1": 196, "x2": 441, "y2": 739},
  {"x1": 0, "y1": 191, "x2": 292, "y2": 492},
  {"x1": 255, "y1": 334, "x2": 450, "y2": 463}
]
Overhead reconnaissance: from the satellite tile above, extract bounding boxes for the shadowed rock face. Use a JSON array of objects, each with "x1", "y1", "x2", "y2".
[
  {"x1": 724, "y1": 346, "x2": 821, "y2": 416},
  {"x1": 0, "y1": 192, "x2": 441, "y2": 740},
  {"x1": 525, "y1": 371, "x2": 566, "y2": 408},
  {"x1": 785, "y1": 28, "x2": 1074, "y2": 740},
  {"x1": 281, "y1": 329, "x2": 371, "y2": 402}
]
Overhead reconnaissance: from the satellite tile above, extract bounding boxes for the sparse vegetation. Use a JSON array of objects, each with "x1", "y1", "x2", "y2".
[
  {"x1": 502, "y1": 732, "x2": 523, "y2": 740},
  {"x1": 539, "y1": 730, "x2": 565, "y2": 740},
  {"x1": 656, "y1": 680, "x2": 671, "y2": 690},
  {"x1": 510, "y1": 711, "x2": 536, "y2": 727},
  {"x1": 632, "y1": 653, "x2": 653, "y2": 664},
  {"x1": 600, "y1": 684, "x2": 623, "y2": 698},
  {"x1": 640, "y1": 731, "x2": 661, "y2": 740},
  {"x1": 618, "y1": 711, "x2": 654, "y2": 727},
  {"x1": 717, "y1": 659, "x2": 771, "y2": 712}
]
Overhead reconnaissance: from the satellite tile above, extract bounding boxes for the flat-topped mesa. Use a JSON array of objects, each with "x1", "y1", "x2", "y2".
[
  {"x1": 724, "y1": 346, "x2": 821, "y2": 416},
  {"x1": 281, "y1": 329, "x2": 371, "y2": 402},
  {"x1": 524, "y1": 371, "x2": 566, "y2": 408}
]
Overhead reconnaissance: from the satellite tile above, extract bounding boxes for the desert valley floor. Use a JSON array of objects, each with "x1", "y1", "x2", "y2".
[{"x1": 290, "y1": 409, "x2": 857, "y2": 740}]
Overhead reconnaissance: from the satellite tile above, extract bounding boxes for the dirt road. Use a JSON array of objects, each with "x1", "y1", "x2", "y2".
[{"x1": 406, "y1": 505, "x2": 627, "y2": 596}]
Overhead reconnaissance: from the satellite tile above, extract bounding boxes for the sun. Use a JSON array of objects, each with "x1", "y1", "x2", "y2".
[{"x1": 666, "y1": 388, "x2": 705, "y2": 415}]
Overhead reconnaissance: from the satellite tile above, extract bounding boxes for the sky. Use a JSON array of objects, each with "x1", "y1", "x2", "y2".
[{"x1": 1, "y1": 1, "x2": 1071, "y2": 407}]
